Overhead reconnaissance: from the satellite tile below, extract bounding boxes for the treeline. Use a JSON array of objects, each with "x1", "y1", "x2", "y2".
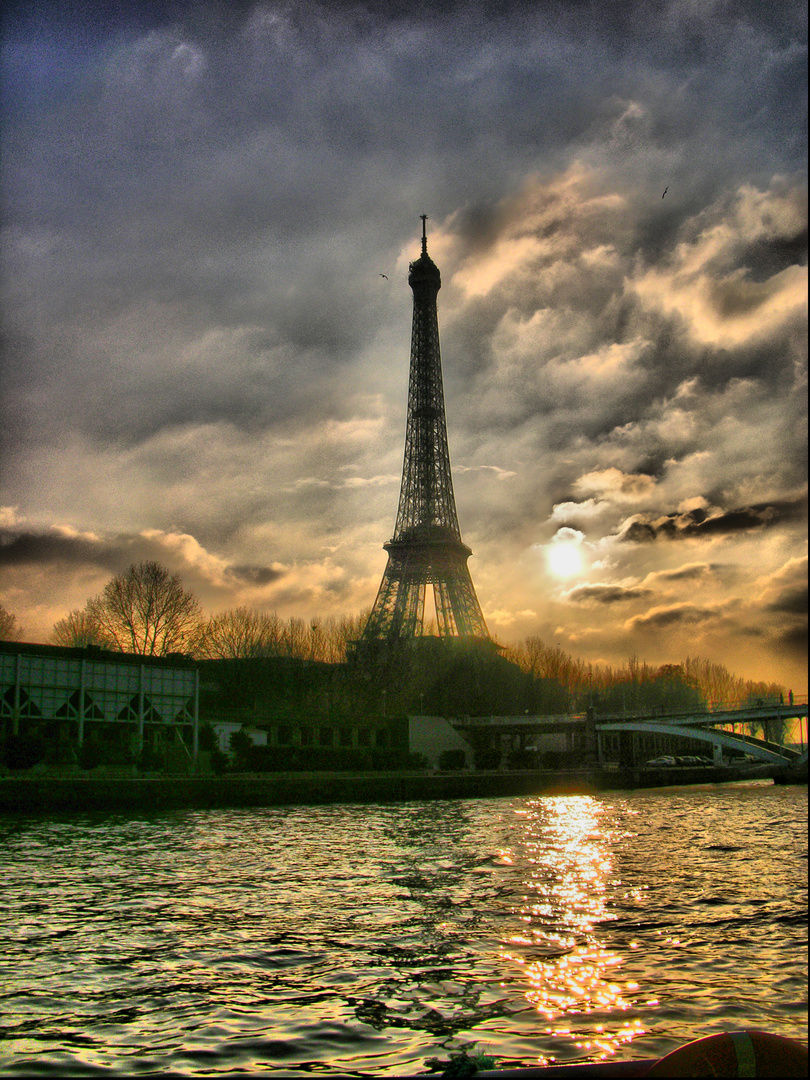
[
  {"x1": 504, "y1": 638, "x2": 787, "y2": 711},
  {"x1": 44, "y1": 563, "x2": 368, "y2": 662},
  {"x1": 1, "y1": 561, "x2": 790, "y2": 712}
]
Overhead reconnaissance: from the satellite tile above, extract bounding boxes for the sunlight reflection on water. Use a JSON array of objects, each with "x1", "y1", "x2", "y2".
[{"x1": 502, "y1": 796, "x2": 643, "y2": 1063}]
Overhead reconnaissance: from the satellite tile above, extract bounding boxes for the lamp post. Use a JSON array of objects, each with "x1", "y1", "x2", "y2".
[{"x1": 382, "y1": 689, "x2": 387, "y2": 718}]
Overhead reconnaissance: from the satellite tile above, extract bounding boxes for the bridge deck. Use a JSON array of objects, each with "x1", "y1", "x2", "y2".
[{"x1": 448, "y1": 699, "x2": 807, "y2": 767}]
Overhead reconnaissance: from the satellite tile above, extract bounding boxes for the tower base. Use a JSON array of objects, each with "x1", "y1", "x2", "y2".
[{"x1": 363, "y1": 539, "x2": 489, "y2": 642}]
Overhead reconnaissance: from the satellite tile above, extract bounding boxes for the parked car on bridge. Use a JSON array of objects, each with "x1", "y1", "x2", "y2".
[{"x1": 645, "y1": 755, "x2": 677, "y2": 767}]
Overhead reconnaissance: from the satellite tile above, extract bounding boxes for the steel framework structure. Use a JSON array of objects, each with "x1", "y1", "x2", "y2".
[{"x1": 363, "y1": 218, "x2": 490, "y2": 642}]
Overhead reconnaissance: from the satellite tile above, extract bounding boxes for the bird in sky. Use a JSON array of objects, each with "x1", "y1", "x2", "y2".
[
  {"x1": 662, "y1": 187, "x2": 668, "y2": 198},
  {"x1": 379, "y1": 273, "x2": 388, "y2": 279}
]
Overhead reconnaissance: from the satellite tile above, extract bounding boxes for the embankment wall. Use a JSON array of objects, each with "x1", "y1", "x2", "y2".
[{"x1": 0, "y1": 764, "x2": 782, "y2": 814}]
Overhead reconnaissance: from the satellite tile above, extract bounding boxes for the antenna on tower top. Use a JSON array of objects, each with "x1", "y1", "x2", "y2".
[{"x1": 420, "y1": 214, "x2": 428, "y2": 254}]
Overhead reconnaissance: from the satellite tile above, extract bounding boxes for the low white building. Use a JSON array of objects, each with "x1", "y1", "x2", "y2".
[
  {"x1": 211, "y1": 722, "x2": 268, "y2": 755},
  {"x1": 408, "y1": 715, "x2": 473, "y2": 769}
]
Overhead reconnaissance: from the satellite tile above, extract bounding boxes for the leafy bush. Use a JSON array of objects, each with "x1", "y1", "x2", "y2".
[
  {"x1": 473, "y1": 747, "x2": 501, "y2": 771},
  {"x1": 209, "y1": 748, "x2": 229, "y2": 774},
  {"x1": 438, "y1": 749, "x2": 467, "y2": 770},
  {"x1": 231, "y1": 743, "x2": 429, "y2": 773},
  {"x1": 506, "y1": 747, "x2": 536, "y2": 770},
  {"x1": 229, "y1": 728, "x2": 254, "y2": 759},
  {"x1": 197, "y1": 722, "x2": 217, "y2": 752},
  {"x1": 3, "y1": 734, "x2": 47, "y2": 770},
  {"x1": 78, "y1": 740, "x2": 105, "y2": 770},
  {"x1": 138, "y1": 746, "x2": 163, "y2": 771}
]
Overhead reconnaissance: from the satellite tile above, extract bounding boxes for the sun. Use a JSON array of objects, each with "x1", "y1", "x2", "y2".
[{"x1": 547, "y1": 539, "x2": 585, "y2": 579}]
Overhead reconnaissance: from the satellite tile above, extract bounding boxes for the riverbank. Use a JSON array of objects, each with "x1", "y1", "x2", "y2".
[{"x1": 0, "y1": 762, "x2": 787, "y2": 813}]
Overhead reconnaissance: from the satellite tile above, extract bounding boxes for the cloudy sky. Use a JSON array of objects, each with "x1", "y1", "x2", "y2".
[{"x1": 1, "y1": 0, "x2": 807, "y2": 690}]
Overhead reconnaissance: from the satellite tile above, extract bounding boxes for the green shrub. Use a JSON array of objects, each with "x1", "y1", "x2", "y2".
[
  {"x1": 210, "y1": 748, "x2": 229, "y2": 775},
  {"x1": 473, "y1": 747, "x2": 501, "y2": 771},
  {"x1": 198, "y1": 722, "x2": 217, "y2": 752},
  {"x1": 138, "y1": 746, "x2": 163, "y2": 771},
  {"x1": 438, "y1": 749, "x2": 467, "y2": 770},
  {"x1": 78, "y1": 740, "x2": 105, "y2": 770},
  {"x1": 506, "y1": 747, "x2": 536, "y2": 770},
  {"x1": 3, "y1": 734, "x2": 47, "y2": 770}
]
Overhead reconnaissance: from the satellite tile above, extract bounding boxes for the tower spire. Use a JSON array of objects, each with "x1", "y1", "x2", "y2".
[{"x1": 362, "y1": 220, "x2": 490, "y2": 643}]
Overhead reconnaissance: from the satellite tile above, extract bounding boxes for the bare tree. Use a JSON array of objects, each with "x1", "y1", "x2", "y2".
[
  {"x1": 281, "y1": 616, "x2": 309, "y2": 657},
  {"x1": 87, "y1": 561, "x2": 202, "y2": 656},
  {"x1": 321, "y1": 612, "x2": 370, "y2": 663},
  {"x1": 51, "y1": 607, "x2": 111, "y2": 648},
  {"x1": 0, "y1": 604, "x2": 23, "y2": 641},
  {"x1": 198, "y1": 609, "x2": 371, "y2": 663},
  {"x1": 199, "y1": 607, "x2": 284, "y2": 659}
]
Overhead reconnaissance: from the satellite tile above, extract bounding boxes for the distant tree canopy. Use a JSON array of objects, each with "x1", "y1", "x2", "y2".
[
  {"x1": 200, "y1": 607, "x2": 285, "y2": 659},
  {"x1": 0, "y1": 604, "x2": 23, "y2": 642}
]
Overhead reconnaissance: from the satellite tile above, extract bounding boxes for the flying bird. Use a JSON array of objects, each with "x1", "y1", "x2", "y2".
[
  {"x1": 662, "y1": 187, "x2": 668, "y2": 199},
  {"x1": 379, "y1": 274, "x2": 388, "y2": 279}
]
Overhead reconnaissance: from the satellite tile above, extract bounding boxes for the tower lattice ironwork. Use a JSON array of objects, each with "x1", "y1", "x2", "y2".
[{"x1": 363, "y1": 217, "x2": 490, "y2": 643}]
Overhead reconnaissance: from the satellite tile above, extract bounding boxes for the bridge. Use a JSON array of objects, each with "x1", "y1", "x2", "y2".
[
  {"x1": 595, "y1": 699, "x2": 808, "y2": 767},
  {"x1": 451, "y1": 697, "x2": 808, "y2": 769}
]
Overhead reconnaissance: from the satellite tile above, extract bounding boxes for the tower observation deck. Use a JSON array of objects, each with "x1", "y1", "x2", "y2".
[{"x1": 362, "y1": 217, "x2": 490, "y2": 643}]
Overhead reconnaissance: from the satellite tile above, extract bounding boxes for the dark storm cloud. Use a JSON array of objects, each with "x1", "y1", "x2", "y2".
[
  {"x1": 566, "y1": 584, "x2": 653, "y2": 605},
  {"x1": 448, "y1": 182, "x2": 806, "y2": 467},
  {"x1": 766, "y1": 584, "x2": 808, "y2": 616},
  {"x1": 651, "y1": 563, "x2": 715, "y2": 583},
  {"x1": 0, "y1": 529, "x2": 122, "y2": 570},
  {"x1": 619, "y1": 497, "x2": 807, "y2": 543},
  {"x1": 0, "y1": 527, "x2": 284, "y2": 589},
  {"x1": 775, "y1": 622, "x2": 809, "y2": 660},
  {"x1": 625, "y1": 604, "x2": 720, "y2": 630},
  {"x1": 229, "y1": 564, "x2": 285, "y2": 586}
]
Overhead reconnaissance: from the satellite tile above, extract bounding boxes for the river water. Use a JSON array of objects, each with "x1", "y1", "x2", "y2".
[{"x1": 0, "y1": 781, "x2": 806, "y2": 1076}]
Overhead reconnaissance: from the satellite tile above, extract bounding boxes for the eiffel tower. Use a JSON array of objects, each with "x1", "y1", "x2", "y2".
[{"x1": 362, "y1": 217, "x2": 490, "y2": 643}]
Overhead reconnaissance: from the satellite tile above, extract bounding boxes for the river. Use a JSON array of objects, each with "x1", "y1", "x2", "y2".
[{"x1": 0, "y1": 780, "x2": 806, "y2": 1076}]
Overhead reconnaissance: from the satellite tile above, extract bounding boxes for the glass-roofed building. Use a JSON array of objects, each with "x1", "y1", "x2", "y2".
[{"x1": 0, "y1": 641, "x2": 198, "y2": 767}]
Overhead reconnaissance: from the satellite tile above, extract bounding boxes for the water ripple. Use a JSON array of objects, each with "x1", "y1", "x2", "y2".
[{"x1": 0, "y1": 784, "x2": 806, "y2": 1075}]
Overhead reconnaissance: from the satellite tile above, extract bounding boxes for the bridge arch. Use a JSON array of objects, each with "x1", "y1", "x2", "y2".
[{"x1": 596, "y1": 721, "x2": 800, "y2": 765}]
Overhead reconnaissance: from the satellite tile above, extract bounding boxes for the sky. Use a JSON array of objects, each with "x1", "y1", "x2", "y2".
[{"x1": 0, "y1": 0, "x2": 807, "y2": 691}]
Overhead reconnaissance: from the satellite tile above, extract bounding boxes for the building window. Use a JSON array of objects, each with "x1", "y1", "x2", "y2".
[
  {"x1": 339, "y1": 726, "x2": 352, "y2": 747},
  {"x1": 319, "y1": 727, "x2": 333, "y2": 747}
]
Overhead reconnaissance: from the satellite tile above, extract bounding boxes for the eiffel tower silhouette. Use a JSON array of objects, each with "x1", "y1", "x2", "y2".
[{"x1": 362, "y1": 217, "x2": 490, "y2": 643}]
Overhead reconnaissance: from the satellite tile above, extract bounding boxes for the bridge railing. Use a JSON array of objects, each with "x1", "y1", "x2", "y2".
[
  {"x1": 596, "y1": 695, "x2": 806, "y2": 721},
  {"x1": 705, "y1": 695, "x2": 807, "y2": 713}
]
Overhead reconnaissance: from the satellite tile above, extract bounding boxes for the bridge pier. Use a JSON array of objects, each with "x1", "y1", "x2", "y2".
[
  {"x1": 619, "y1": 730, "x2": 637, "y2": 768},
  {"x1": 585, "y1": 706, "x2": 599, "y2": 765}
]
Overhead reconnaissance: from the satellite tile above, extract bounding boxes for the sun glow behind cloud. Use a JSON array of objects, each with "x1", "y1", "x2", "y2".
[{"x1": 546, "y1": 530, "x2": 587, "y2": 580}]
